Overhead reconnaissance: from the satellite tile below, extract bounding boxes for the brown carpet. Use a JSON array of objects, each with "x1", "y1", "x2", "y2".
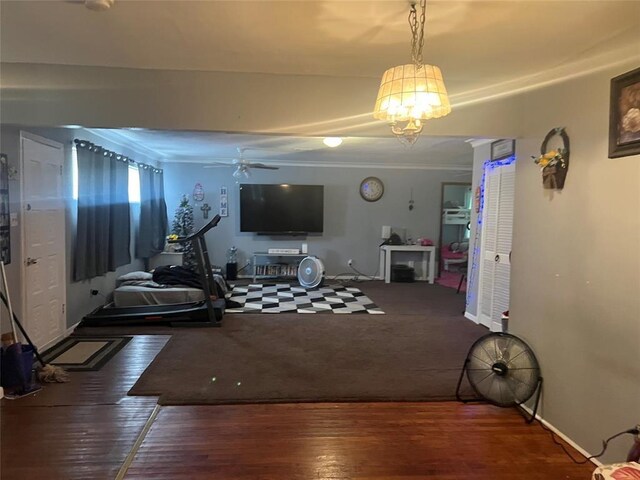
[{"x1": 128, "y1": 282, "x2": 487, "y2": 405}]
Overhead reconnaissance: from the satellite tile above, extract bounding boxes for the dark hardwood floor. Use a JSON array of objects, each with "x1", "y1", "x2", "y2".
[
  {"x1": 1, "y1": 313, "x2": 596, "y2": 479},
  {"x1": 1, "y1": 335, "x2": 169, "y2": 480},
  {"x1": 126, "y1": 403, "x2": 595, "y2": 480}
]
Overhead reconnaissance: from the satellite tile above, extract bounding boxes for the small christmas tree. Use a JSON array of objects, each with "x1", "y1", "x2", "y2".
[{"x1": 171, "y1": 194, "x2": 196, "y2": 268}]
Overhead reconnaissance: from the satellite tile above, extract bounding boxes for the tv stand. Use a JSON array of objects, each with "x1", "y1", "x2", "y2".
[{"x1": 252, "y1": 252, "x2": 308, "y2": 282}]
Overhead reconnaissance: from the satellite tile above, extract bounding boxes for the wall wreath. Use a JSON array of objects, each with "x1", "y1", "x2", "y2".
[{"x1": 533, "y1": 127, "x2": 570, "y2": 190}]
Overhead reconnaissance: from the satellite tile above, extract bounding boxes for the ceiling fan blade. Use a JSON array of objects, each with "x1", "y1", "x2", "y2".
[
  {"x1": 203, "y1": 161, "x2": 235, "y2": 168},
  {"x1": 250, "y1": 163, "x2": 280, "y2": 170}
]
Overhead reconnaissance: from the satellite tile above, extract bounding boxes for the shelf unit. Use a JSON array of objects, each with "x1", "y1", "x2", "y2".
[{"x1": 252, "y1": 252, "x2": 308, "y2": 282}]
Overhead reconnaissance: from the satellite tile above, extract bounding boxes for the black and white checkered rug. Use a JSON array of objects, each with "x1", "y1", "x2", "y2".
[{"x1": 226, "y1": 283, "x2": 384, "y2": 314}]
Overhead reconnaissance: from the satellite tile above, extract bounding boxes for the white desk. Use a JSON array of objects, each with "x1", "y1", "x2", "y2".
[{"x1": 379, "y1": 245, "x2": 436, "y2": 284}]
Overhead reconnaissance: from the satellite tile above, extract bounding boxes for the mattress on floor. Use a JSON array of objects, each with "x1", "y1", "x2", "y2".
[{"x1": 113, "y1": 285, "x2": 205, "y2": 307}]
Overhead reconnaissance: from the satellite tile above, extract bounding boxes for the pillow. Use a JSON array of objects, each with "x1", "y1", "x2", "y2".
[{"x1": 117, "y1": 271, "x2": 153, "y2": 282}]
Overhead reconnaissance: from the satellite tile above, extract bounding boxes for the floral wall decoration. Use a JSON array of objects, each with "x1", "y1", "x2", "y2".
[{"x1": 533, "y1": 127, "x2": 570, "y2": 190}]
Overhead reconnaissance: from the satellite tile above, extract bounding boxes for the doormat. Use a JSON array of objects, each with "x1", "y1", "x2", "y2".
[
  {"x1": 42, "y1": 336, "x2": 132, "y2": 371},
  {"x1": 225, "y1": 283, "x2": 384, "y2": 314}
]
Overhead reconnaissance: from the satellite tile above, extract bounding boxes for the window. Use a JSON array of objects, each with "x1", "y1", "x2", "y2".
[
  {"x1": 72, "y1": 145, "x2": 78, "y2": 200},
  {"x1": 128, "y1": 165, "x2": 140, "y2": 203},
  {"x1": 72, "y1": 146, "x2": 141, "y2": 203}
]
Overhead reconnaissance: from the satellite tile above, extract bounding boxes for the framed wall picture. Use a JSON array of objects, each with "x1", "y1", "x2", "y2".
[
  {"x1": 609, "y1": 66, "x2": 640, "y2": 158},
  {"x1": 491, "y1": 139, "x2": 515, "y2": 161}
]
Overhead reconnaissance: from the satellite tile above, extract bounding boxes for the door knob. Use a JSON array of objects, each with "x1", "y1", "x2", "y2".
[
  {"x1": 26, "y1": 257, "x2": 39, "y2": 266},
  {"x1": 495, "y1": 254, "x2": 500, "y2": 263}
]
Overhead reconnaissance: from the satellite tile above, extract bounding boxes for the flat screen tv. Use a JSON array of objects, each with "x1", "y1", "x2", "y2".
[{"x1": 240, "y1": 184, "x2": 324, "y2": 234}]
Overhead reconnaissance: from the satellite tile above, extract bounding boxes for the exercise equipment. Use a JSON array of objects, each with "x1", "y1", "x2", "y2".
[{"x1": 82, "y1": 215, "x2": 225, "y2": 327}]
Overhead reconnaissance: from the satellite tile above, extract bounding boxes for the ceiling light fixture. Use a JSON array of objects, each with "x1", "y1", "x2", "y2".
[
  {"x1": 373, "y1": 0, "x2": 451, "y2": 146},
  {"x1": 323, "y1": 137, "x2": 343, "y2": 148},
  {"x1": 85, "y1": 0, "x2": 115, "y2": 11}
]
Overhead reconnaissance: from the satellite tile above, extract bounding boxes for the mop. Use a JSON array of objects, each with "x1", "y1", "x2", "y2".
[{"x1": 0, "y1": 261, "x2": 69, "y2": 383}]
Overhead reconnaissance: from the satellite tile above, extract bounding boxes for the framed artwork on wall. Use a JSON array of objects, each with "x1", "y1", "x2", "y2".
[
  {"x1": 490, "y1": 139, "x2": 515, "y2": 161},
  {"x1": 609, "y1": 66, "x2": 640, "y2": 158}
]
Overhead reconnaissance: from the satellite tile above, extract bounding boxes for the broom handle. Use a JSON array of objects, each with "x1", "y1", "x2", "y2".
[
  {"x1": 0, "y1": 261, "x2": 18, "y2": 343},
  {"x1": 0, "y1": 290, "x2": 46, "y2": 367}
]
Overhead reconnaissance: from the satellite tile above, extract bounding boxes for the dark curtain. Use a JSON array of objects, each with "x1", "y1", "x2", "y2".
[
  {"x1": 109, "y1": 158, "x2": 132, "y2": 268},
  {"x1": 136, "y1": 165, "x2": 167, "y2": 259},
  {"x1": 74, "y1": 142, "x2": 131, "y2": 281}
]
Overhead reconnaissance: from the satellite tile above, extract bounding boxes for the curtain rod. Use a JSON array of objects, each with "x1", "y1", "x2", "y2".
[{"x1": 73, "y1": 139, "x2": 163, "y2": 173}]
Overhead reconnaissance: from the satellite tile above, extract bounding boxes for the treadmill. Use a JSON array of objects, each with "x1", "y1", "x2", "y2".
[{"x1": 82, "y1": 215, "x2": 225, "y2": 327}]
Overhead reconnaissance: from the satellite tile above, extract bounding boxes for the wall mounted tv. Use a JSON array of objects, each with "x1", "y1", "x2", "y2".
[{"x1": 240, "y1": 184, "x2": 324, "y2": 234}]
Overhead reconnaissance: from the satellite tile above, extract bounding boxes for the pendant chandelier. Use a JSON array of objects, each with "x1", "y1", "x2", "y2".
[{"x1": 373, "y1": 0, "x2": 451, "y2": 146}]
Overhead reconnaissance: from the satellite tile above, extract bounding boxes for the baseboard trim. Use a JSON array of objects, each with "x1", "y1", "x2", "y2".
[
  {"x1": 66, "y1": 321, "x2": 81, "y2": 336},
  {"x1": 236, "y1": 275, "x2": 383, "y2": 282},
  {"x1": 519, "y1": 404, "x2": 601, "y2": 467},
  {"x1": 37, "y1": 322, "x2": 79, "y2": 352},
  {"x1": 464, "y1": 311, "x2": 478, "y2": 323}
]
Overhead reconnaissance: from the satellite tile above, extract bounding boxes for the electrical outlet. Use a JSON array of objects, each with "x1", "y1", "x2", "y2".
[{"x1": 348, "y1": 259, "x2": 353, "y2": 266}]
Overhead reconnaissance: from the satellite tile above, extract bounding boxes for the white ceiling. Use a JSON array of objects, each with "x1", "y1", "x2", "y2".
[
  {"x1": 3, "y1": 0, "x2": 638, "y2": 167},
  {"x1": 88, "y1": 128, "x2": 475, "y2": 169},
  {"x1": 2, "y1": 1, "x2": 638, "y2": 99}
]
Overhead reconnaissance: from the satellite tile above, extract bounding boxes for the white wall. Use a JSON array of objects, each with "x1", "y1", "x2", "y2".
[{"x1": 510, "y1": 63, "x2": 640, "y2": 463}]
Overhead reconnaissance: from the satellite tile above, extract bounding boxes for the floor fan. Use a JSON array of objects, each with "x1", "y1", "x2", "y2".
[
  {"x1": 297, "y1": 256, "x2": 324, "y2": 288},
  {"x1": 456, "y1": 332, "x2": 543, "y2": 423}
]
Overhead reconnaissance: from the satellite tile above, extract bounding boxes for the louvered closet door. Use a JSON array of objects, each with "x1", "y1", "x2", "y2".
[{"x1": 477, "y1": 163, "x2": 515, "y2": 331}]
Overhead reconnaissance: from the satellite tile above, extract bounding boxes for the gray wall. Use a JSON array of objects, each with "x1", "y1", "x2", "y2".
[
  {"x1": 0, "y1": 126, "x2": 158, "y2": 331},
  {"x1": 163, "y1": 163, "x2": 471, "y2": 279},
  {"x1": 510, "y1": 64, "x2": 640, "y2": 463}
]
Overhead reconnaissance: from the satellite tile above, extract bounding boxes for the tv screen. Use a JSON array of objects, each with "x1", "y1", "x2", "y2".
[{"x1": 240, "y1": 184, "x2": 324, "y2": 234}]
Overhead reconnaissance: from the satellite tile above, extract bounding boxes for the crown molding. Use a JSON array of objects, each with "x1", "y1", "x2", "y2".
[
  {"x1": 169, "y1": 159, "x2": 472, "y2": 171},
  {"x1": 466, "y1": 138, "x2": 496, "y2": 149},
  {"x1": 82, "y1": 128, "x2": 167, "y2": 161}
]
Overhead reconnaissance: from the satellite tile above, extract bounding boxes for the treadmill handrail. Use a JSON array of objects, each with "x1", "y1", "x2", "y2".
[{"x1": 168, "y1": 214, "x2": 221, "y2": 244}]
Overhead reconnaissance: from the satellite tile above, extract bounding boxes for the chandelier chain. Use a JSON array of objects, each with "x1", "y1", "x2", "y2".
[{"x1": 409, "y1": 0, "x2": 426, "y2": 67}]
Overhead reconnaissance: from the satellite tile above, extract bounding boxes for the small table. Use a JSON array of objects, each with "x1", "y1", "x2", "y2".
[{"x1": 379, "y1": 245, "x2": 436, "y2": 284}]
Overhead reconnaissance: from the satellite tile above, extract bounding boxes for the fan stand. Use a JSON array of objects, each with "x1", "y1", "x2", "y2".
[{"x1": 455, "y1": 357, "x2": 544, "y2": 424}]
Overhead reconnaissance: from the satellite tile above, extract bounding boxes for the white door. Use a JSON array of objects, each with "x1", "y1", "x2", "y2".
[
  {"x1": 477, "y1": 163, "x2": 515, "y2": 331},
  {"x1": 21, "y1": 133, "x2": 66, "y2": 350}
]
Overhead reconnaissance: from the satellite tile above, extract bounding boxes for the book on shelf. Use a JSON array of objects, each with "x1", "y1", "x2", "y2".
[{"x1": 256, "y1": 263, "x2": 299, "y2": 277}]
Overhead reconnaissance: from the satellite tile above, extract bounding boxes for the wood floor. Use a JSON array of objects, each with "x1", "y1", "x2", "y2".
[{"x1": 1, "y1": 333, "x2": 596, "y2": 479}]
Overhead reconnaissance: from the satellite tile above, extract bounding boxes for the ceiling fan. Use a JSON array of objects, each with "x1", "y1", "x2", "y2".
[{"x1": 204, "y1": 148, "x2": 279, "y2": 179}]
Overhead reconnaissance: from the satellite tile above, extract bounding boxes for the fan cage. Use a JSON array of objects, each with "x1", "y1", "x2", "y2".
[
  {"x1": 465, "y1": 332, "x2": 540, "y2": 408},
  {"x1": 298, "y1": 256, "x2": 324, "y2": 288}
]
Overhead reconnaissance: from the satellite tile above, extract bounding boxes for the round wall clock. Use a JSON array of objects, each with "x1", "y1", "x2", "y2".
[{"x1": 360, "y1": 177, "x2": 384, "y2": 202}]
